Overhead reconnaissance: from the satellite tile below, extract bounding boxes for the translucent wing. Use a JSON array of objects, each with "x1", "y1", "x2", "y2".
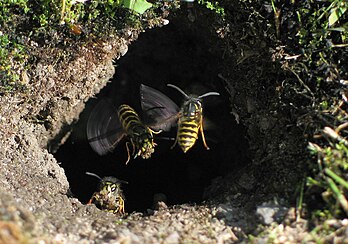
[
  {"x1": 140, "y1": 84, "x2": 180, "y2": 131},
  {"x1": 86, "y1": 99, "x2": 126, "y2": 155}
]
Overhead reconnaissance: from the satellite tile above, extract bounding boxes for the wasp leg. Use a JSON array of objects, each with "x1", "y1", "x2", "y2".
[
  {"x1": 170, "y1": 130, "x2": 179, "y2": 150},
  {"x1": 119, "y1": 197, "x2": 125, "y2": 214},
  {"x1": 129, "y1": 138, "x2": 138, "y2": 157},
  {"x1": 125, "y1": 142, "x2": 131, "y2": 165},
  {"x1": 131, "y1": 139, "x2": 141, "y2": 160},
  {"x1": 200, "y1": 119, "x2": 210, "y2": 150},
  {"x1": 170, "y1": 112, "x2": 183, "y2": 150},
  {"x1": 87, "y1": 194, "x2": 96, "y2": 204},
  {"x1": 150, "y1": 129, "x2": 163, "y2": 134}
]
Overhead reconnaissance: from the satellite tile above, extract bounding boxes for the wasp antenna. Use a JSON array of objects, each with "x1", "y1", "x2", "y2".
[
  {"x1": 198, "y1": 92, "x2": 220, "y2": 99},
  {"x1": 167, "y1": 84, "x2": 190, "y2": 99},
  {"x1": 119, "y1": 179, "x2": 129, "y2": 185},
  {"x1": 156, "y1": 136, "x2": 176, "y2": 141},
  {"x1": 85, "y1": 172, "x2": 102, "y2": 181}
]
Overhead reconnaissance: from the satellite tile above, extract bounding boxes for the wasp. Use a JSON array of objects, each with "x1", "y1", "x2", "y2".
[
  {"x1": 87, "y1": 100, "x2": 162, "y2": 164},
  {"x1": 86, "y1": 172, "x2": 128, "y2": 215},
  {"x1": 140, "y1": 83, "x2": 220, "y2": 153}
]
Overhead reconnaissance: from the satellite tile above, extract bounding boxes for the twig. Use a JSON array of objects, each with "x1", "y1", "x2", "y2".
[
  {"x1": 336, "y1": 122, "x2": 348, "y2": 134},
  {"x1": 286, "y1": 67, "x2": 315, "y2": 98},
  {"x1": 322, "y1": 127, "x2": 348, "y2": 147}
]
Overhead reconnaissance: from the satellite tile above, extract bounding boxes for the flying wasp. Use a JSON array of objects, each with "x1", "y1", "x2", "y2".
[
  {"x1": 86, "y1": 172, "x2": 128, "y2": 215},
  {"x1": 87, "y1": 100, "x2": 163, "y2": 164},
  {"x1": 140, "y1": 83, "x2": 220, "y2": 153}
]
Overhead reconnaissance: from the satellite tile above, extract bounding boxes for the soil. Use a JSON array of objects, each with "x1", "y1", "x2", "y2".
[{"x1": 0, "y1": 1, "x2": 316, "y2": 243}]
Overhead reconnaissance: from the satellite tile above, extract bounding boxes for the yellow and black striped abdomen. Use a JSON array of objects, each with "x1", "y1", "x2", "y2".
[
  {"x1": 118, "y1": 104, "x2": 144, "y2": 134},
  {"x1": 117, "y1": 104, "x2": 156, "y2": 160},
  {"x1": 177, "y1": 117, "x2": 200, "y2": 153}
]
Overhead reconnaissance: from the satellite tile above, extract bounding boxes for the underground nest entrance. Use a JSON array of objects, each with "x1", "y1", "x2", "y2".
[{"x1": 55, "y1": 14, "x2": 250, "y2": 213}]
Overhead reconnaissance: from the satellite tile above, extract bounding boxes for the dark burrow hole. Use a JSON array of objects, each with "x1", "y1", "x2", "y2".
[{"x1": 55, "y1": 13, "x2": 251, "y2": 213}]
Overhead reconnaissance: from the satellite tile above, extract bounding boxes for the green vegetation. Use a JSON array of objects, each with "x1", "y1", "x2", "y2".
[
  {"x1": 0, "y1": 0, "x2": 168, "y2": 94},
  {"x1": 308, "y1": 137, "x2": 348, "y2": 216},
  {"x1": 0, "y1": 31, "x2": 28, "y2": 93},
  {"x1": 273, "y1": 0, "x2": 347, "y2": 240},
  {"x1": 0, "y1": 1, "x2": 29, "y2": 93},
  {"x1": 228, "y1": 0, "x2": 347, "y2": 241},
  {"x1": 293, "y1": 0, "x2": 347, "y2": 206},
  {"x1": 197, "y1": 0, "x2": 225, "y2": 17}
]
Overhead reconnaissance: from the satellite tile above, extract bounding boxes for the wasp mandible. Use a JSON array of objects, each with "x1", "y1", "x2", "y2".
[{"x1": 140, "y1": 84, "x2": 220, "y2": 153}]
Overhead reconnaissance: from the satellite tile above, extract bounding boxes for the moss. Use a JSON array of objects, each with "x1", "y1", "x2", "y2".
[
  {"x1": 197, "y1": 0, "x2": 225, "y2": 17},
  {"x1": 0, "y1": 32, "x2": 28, "y2": 94}
]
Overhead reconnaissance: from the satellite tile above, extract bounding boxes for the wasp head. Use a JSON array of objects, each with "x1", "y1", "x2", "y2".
[
  {"x1": 182, "y1": 97, "x2": 202, "y2": 119},
  {"x1": 135, "y1": 132, "x2": 156, "y2": 159},
  {"x1": 87, "y1": 173, "x2": 127, "y2": 214},
  {"x1": 99, "y1": 177, "x2": 121, "y2": 192},
  {"x1": 96, "y1": 177, "x2": 126, "y2": 214},
  {"x1": 166, "y1": 84, "x2": 219, "y2": 119},
  {"x1": 96, "y1": 177, "x2": 126, "y2": 203}
]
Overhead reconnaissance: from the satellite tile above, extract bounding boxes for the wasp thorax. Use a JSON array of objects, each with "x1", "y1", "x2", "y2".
[{"x1": 134, "y1": 131, "x2": 156, "y2": 159}]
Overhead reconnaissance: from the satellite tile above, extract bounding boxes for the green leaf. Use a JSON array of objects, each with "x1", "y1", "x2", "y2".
[
  {"x1": 328, "y1": 27, "x2": 347, "y2": 32},
  {"x1": 329, "y1": 8, "x2": 339, "y2": 26},
  {"x1": 325, "y1": 168, "x2": 348, "y2": 189},
  {"x1": 122, "y1": 0, "x2": 152, "y2": 14},
  {"x1": 329, "y1": 6, "x2": 347, "y2": 26}
]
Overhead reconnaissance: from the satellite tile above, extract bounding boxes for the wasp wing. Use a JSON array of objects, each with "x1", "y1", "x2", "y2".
[
  {"x1": 140, "y1": 84, "x2": 180, "y2": 131},
  {"x1": 87, "y1": 99, "x2": 125, "y2": 155}
]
